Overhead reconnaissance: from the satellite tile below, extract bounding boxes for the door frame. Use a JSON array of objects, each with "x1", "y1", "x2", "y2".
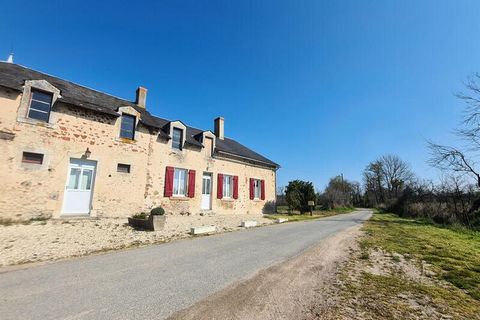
[
  {"x1": 61, "y1": 158, "x2": 97, "y2": 216},
  {"x1": 201, "y1": 172, "x2": 212, "y2": 210}
]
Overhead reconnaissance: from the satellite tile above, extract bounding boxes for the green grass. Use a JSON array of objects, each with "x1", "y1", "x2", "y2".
[
  {"x1": 336, "y1": 212, "x2": 480, "y2": 319},
  {"x1": 265, "y1": 206, "x2": 355, "y2": 222},
  {"x1": 362, "y1": 213, "x2": 480, "y2": 300}
]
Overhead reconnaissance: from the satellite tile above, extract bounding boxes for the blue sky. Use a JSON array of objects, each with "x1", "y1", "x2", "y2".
[{"x1": 2, "y1": 0, "x2": 480, "y2": 190}]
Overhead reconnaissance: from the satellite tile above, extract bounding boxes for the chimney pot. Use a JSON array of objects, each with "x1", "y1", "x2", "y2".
[
  {"x1": 136, "y1": 87, "x2": 147, "y2": 109},
  {"x1": 214, "y1": 117, "x2": 224, "y2": 140}
]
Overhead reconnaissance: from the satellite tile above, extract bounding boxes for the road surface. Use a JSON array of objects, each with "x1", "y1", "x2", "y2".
[{"x1": 0, "y1": 209, "x2": 371, "y2": 320}]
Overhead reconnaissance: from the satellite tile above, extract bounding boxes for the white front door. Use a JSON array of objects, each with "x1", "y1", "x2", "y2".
[
  {"x1": 201, "y1": 173, "x2": 212, "y2": 210},
  {"x1": 62, "y1": 159, "x2": 97, "y2": 215}
]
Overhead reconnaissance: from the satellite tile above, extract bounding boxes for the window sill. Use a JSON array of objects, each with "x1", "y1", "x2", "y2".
[
  {"x1": 116, "y1": 137, "x2": 136, "y2": 144},
  {"x1": 221, "y1": 198, "x2": 235, "y2": 202},
  {"x1": 170, "y1": 148, "x2": 184, "y2": 155},
  {"x1": 170, "y1": 196, "x2": 190, "y2": 201},
  {"x1": 253, "y1": 199, "x2": 264, "y2": 202},
  {"x1": 17, "y1": 116, "x2": 55, "y2": 129}
]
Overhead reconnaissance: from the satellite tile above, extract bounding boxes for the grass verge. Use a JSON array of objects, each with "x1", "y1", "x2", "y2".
[
  {"x1": 337, "y1": 212, "x2": 480, "y2": 319},
  {"x1": 265, "y1": 207, "x2": 355, "y2": 222},
  {"x1": 363, "y1": 213, "x2": 480, "y2": 300}
]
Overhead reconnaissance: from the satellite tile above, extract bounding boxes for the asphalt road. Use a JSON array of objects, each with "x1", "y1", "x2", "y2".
[{"x1": 0, "y1": 209, "x2": 371, "y2": 320}]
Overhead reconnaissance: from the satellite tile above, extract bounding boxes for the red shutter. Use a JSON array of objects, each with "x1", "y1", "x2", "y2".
[
  {"x1": 249, "y1": 178, "x2": 255, "y2": 200},
  {"x1": 233, "y1": 176, "x2": 239, "y2": 199},
  {"x1": 261, "y1": 179, "x2": 265, "y2": 200},
  {"x1": 188, "y1": 170, "x2": 196, "y2": 198},
  {"x1": 217, "y1": 173, "x2": 223, "y2": 199},
  {"x1": 164, "y1": 166, "x2": 174, "y2": 197}
]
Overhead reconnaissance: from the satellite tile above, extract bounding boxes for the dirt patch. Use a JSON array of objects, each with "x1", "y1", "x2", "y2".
[
  {"x1": 0, "y1": 214, "x2": 273, "y2": 267},
  {"x1": 168, "y1": 224, "x2": 363, "y2": 320},
  {"x1": 332, "y1": 248, "x2": 475, "y2": 320}
]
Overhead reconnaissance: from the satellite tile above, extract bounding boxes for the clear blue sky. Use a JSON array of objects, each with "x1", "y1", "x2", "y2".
[{"x1": 2, "y1": 1, "x2": 480, "y2": 190}]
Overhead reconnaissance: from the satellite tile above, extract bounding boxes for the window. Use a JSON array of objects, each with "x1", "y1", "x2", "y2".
[
  {"x1": 172, "y1": 128, "x2": 183, "y2": 150},
  {"x1": 223, "y1": 175, "x2": 233, "y2": 198},
  {"x1": 28, "y1": 90, "x2": 52, "y2": 122},
  {"x1": 22, "y1": 152, "x2": 44, "y2": 165},
  {"x1": 117, "y1": 163, "x2": 131, "y2": 173},
  {"x1": 120, "y1": 114, "x2": 136, "y2": 140},
  {"x1": 173, "y1": 168, "x2": 188, "y2": 196},
  {"x1": 254, "y1": 179, "x2": 261, "y2": 199},
  {"x1": 67, "y1": 167, "x2": 93, "y2": 190}
]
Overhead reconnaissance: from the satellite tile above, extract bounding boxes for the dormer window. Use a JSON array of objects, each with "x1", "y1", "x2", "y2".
[
  {"x1": 120, "y1": 114, "x2": 135, "y2": 140},
  {"x1": 28, "y1": 89, "x2": 53, "y2": 122},
  {"x1": 172, "y1": 127, "x2": 183, "y2": 150}
]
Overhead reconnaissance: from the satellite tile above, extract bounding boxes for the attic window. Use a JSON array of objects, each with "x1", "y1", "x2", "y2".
[
  {"x1": 172, "y1": 128, "x2": 183, "y2": 150},
  {"x1": 28, "y1": 90, "x2": 52, "y2": 122},
  {"x1": 120, "y1": 114, "x2": 136, "y2": 140}
]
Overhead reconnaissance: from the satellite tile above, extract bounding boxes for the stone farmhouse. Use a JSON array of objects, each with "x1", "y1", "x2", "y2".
[{"x1": 0, "y1": 61, "x2": 279, "y2": 221}]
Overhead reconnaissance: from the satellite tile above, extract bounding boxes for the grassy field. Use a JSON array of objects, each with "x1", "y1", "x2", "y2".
[
  {"x1": 265, "y1": 206, "x2": 355, "y2": 222},
  {"x1": 339, "y1": 212, "x2": 480, "y2": 319}
]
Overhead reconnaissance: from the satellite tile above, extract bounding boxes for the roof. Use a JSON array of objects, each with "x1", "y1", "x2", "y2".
[{"x1": 0, "y1": 61, "x2": 279, "y2": 168}]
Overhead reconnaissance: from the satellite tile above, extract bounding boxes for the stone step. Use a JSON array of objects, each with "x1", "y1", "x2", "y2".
[
  {"x1": 241, "y1": 220, "x2": 258, "y2": 228},
  {"x1": 190, "y1": 225, "x2": 216, "y2": 235}
]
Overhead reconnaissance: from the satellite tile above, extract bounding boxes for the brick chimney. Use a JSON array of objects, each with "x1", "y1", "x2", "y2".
[
  {"x1": 136, "y1": 87, "x2": 147, "y2": 109},
  {"x1": 214, "y1": 117, "x2": 224, "y2": 140}
]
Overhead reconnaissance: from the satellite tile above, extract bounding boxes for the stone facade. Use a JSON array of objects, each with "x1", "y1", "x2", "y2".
[{"x1": 0, "y1": 84, "x2": 277, "y2": 221}]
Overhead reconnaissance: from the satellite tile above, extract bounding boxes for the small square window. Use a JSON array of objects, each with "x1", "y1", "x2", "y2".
[
  {"x1": 120, "y1": 114, "x2": 136, "y2": 140},
  {"x1": 172, "y1": 128, "x2": 183, "y2": 150},
  {"x1": 22, "y1": 152, "x2": 44, "y2": 165},
  {"x1": 28, "y1": 90, "x2": 53, "y2": 122},
  {"x1": 117, "y1": 163, "x2": 131, "y2": 173}
]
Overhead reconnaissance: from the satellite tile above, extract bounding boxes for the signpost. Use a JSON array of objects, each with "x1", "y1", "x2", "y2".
[{"x1": 308, "y1": 200, "x2": 315, "y2": 216}]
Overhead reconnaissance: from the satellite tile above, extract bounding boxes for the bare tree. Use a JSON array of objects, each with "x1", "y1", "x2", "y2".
[
  {"x1": 380, "y1": 154, "x2": 415, "y2": 199},
  {"x1": 428, "y1": 74, "x2": 480, "y2": 188},
  {"x1": 428, "y1": 143, "x2": 480, "y2": 187},
  {"x1": 363, "y1": 160, "x2": 385, "y2": 205},
  {"x1": 362, "y1": 155, "x2": 413, "y2": 206}
]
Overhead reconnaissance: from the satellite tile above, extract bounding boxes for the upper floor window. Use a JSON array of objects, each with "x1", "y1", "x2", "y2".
[
  {"x1": 172, "y1": 127, "x2": 183, "y2": 150},
  {"x1": 253, "y1": 179, "x2": 261, "y2": 199},
  {"x1": 28, "y1": 90, "x2": 52, "y2": 122},
  {"x1": 120, "y1": 114, "x2": 135, "y2": 140},
  {"x1": 223, "y1": 175, "x2": 233, "y2": 198},
  {"x1": 173, "y1": 168, "x2": 187, "y2": 196}
]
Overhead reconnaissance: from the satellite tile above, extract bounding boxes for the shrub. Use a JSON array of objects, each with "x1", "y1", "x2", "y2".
[
  {"x1": 150, "y1": 206, "x2": 165, "y2": 216},
  {"x1": 132, "y1": 212, "x2": 148, "y2": 219},
  {"x1": 285, "y1": 180, "x2": 316, "y2": 214}
]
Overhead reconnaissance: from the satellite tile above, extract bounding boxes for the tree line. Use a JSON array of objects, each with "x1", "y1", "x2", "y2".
[{"x1": 278, "y1": 75, "x2": 480, "y2": 230}]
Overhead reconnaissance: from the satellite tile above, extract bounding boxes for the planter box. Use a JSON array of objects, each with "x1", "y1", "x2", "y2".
[
  {"x1": 241, "y1": 220, "x2": 258, "y2": 228},
  {"x1": 191, "y1": 225, "x2": 216, "y2": 235},
  {"x1": 128, "y1": 215, "x2": 166, "y2": 231},
  {"x1": 149, "y1": 215, "x2": 166, "y2": 231},
  {"x1": 128, "y1": 217, "x2": 151, "y2": 230},
  {"x1": 275, "y1": 218, "x2": 288, "y2": 223}
]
